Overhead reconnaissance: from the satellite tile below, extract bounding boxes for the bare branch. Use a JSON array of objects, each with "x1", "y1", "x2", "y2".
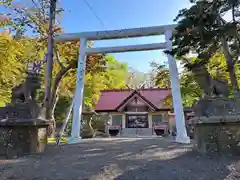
[
  {"x1": 54, "y1": 47, "x2": 64, "y2": 69},
  {"x1": 50, "y1": 62, "x2": 75, "y2": 109}
]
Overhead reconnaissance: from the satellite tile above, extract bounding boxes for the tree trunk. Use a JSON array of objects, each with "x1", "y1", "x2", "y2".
[
  {"x1": 47, "y1": 94, "x2": 58, "y2": 138},
  {"x1": 44, "y1": 0, "x2": 57, "y2": 120},
  {"x1": 221, "y1": 37, "x2": 239, "y2": 91},
  {"x1": 47, "y1": 63, "x2": 74, "y2": 137},
  {"x1": 50, "y1": 63, "x2": 74, "y2": 110}
]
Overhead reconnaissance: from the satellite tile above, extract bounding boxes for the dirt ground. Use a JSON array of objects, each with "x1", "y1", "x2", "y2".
[{"x1": 1, "y1": 137, "x2": 240, "y2": 180}]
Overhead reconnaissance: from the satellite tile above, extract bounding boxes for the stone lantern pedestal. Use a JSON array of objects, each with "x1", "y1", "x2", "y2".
[
  {"x1": 0, "y1": 101, "x2": 49, "y2": 158},
  {"x1": 194, "y1": 116, "x2": 240, "y2": 155}
]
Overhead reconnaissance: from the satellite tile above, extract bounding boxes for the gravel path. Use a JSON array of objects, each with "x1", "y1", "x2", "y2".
[{"x1": 1, "y1": 137, "x2": 240, "y2": 180}]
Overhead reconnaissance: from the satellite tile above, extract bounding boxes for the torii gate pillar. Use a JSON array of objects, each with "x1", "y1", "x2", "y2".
[
  {"x1": 68, "y1": 38, "x2": 87, "y2": 143},
  {"x1": 165, "y1": 29, "x2": 190, "y2": 144}
]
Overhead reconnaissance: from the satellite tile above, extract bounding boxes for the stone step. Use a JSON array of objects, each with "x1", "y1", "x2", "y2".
[{"x1": 121, "y1": 128, "x2": 155, "y2": 137}]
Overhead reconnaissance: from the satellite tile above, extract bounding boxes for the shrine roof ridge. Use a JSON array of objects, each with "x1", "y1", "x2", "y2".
[{"x1": 100, "y1": 88, "x2": 171, "y2": 92}]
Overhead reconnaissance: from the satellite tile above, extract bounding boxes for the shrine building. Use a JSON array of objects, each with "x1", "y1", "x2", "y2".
[{"x1": 95, "y1": 88, "x2": 191, "y2": 137}]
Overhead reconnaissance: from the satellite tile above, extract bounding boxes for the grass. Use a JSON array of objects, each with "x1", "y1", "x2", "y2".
[{"x1": 47, "y1": 137, "x2": 69, "y2": 144}]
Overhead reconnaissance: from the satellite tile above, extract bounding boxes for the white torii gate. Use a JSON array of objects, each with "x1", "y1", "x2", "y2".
[{"x1": 55, "y1": 24, "x2": 190, "y2": 144}]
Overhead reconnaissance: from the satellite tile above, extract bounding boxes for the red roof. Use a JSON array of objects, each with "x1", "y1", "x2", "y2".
[{"x1": 95, "y1": 88, "x2": 171, "y2": 111}]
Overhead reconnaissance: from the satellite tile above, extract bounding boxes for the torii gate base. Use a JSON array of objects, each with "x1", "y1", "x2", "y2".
[{"x1": 55, "y1": 24, "x2": 190, "y2": 144}]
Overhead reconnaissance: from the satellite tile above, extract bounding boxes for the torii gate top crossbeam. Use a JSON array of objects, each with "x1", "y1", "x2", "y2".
[{"x1": 55, "y1": 24, "x2": 176, "y2": 42}]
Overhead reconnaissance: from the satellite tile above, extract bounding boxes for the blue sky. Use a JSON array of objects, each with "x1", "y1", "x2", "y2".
[{"x1": 60, "y1": 0, "x2": 192, "y2": 72}]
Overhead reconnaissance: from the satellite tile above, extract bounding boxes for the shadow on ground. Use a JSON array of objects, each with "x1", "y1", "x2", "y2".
[{"x1": 0, "y1": 137, "x2": 240, "y2": 180}]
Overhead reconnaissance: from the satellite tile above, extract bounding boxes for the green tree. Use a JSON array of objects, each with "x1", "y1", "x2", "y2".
[
  {"x1": 180, "y1": 69, "x2": 202, "y2": 107},
  {"x1": 148, "y1": 60, "x2": 200, "y2": 106},
  {"x1": 103, "y1": 55, "x2": 129, "y2": 89},
  {"x1": 171, "y1": 0, "x2": 240, "y2": 90},
  {"x1": 0, "y1": 32, "x2": 25, "y2": 105},
  {"x1": 149, "y1": 61, "x2": 171, "y2": 88}
]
